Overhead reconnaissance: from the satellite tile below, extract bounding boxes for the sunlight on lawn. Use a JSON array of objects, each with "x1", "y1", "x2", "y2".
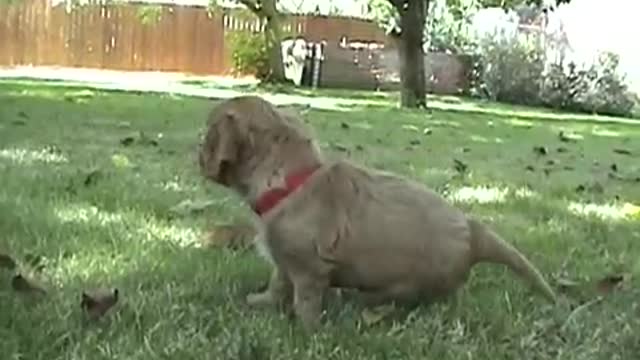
[
  {"x1": 447, "y1": 185, "x2": 537, "y2": 204},
  {"x1": 567, "y1": 201, "x2": 640, "y2": 221},
  {"x1": 55, "y1": 203, "x2": 124, "y2": 226},
  {"x1": 0, "y1": 147, "x2": 68, "y2": 164},
  {"x1": 591, "y1": 127, "x2": 623, "y2": 138},
  {"x1": 469, "y1": 134, "x2": 504, "y2": 144},
  {"x1": 53, "y1": 202, "x2": 201, "y2": 248},
  {"x1": 504, "y1": 118, "x2": 536, "y2": 128}
]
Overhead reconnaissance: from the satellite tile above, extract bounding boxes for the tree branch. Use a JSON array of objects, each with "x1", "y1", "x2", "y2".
[
  {"x1": 237, "y1": 0, "x2": 262, "y2": 15},
  {"x1": 387, "y1": 0, "x2": 404, "y2": 12}
]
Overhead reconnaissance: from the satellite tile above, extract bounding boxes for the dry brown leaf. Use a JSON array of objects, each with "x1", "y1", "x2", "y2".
[
  {"x1": 595, "y1": 273, "x2": 630, "y2": 295},
  {"x1": 201, "y1": 224, "x2": 256, "y2": 250},
  {"x1": 81, "y1": 288, "x2": 119, "y2": 320},
  {"x1": 11, "y1": 274, "x2": 47, "y2": 296},
  {"x1": 0, "y1": 253, "x2": 17, "y2": 270}
]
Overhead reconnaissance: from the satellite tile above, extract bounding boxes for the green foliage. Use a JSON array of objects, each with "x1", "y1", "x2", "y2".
[
  {"x1": 226, "y1": 30, "x2": 272, "y2": 81},
  {"x1": 474, "y1": 36, "x2": 638, "y2": 117},
  {"x1": 425, "y1": 0, "x2": 480, "y2": 53},
  {"x1": 541, "y1": 53, "x2": 638, "y2": 117},
  {"x1": 474, "y1": 35, "x2": 545, "y2": 106},
  {"x1": 137, "y1": 5, "x2": 163, "y2": 25},
  {"x1": 367, "y1": 0, "x2": 396, "y2": 27}
]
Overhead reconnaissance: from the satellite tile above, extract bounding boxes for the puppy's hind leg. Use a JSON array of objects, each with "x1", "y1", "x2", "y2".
[{"x1": 247, "y1": 266, "x2": 293, "y2": 308}]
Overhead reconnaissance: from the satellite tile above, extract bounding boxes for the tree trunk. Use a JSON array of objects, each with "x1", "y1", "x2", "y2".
[
  {"x1": 394, "y1": 0, "x2": 428, "y2": 108},
  {"x1": 262, "y1": 0, "x2": 285, "y2": 82}
]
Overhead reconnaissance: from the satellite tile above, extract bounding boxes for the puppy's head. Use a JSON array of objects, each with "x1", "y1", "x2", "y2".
[
  {"x1": 199, "y1": 105, "x2": 245, "y2": 188},
  {"x1": 199, "y1": 96, "x2": 320, "y2": 195},
  {"x1": 198, "y1": 96, "x2": 281, "y2": 190}
]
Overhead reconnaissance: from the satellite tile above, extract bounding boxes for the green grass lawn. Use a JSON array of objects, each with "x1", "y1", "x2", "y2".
[{"x1": 1, "y1": 80, "x2": 639, "y2": 359}]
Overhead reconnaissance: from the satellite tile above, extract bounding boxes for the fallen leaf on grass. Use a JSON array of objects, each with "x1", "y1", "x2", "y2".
[
  {"x1": 595, "y1": 274, "x2": 630, "y2": 295},
  {"x1": 83, "y1": 168, "x2": 103, "y2": 187},
  {"x1": 120, "y1": 136, "x2": 135, "y2": 146},
  {"x1": 574, "y1": 181, "x2": 603, "y2": 194},
  {"x1": 0, "y1": 253, "x2": 17, "y2": 270},
  {"x1": 11, "y1": 274, "x2": 47, "y2": 296},
  {"x1": 81, "y1": 288, "x2": 119, "y2": 320},
  {"x1": 119, "y1": 131, "x2": 159, "y2": 147},
  {"x1": 200, "y1": 224, "x2": 256, "y2": 250},
  {"x1": 533, "y1": 146, "x2": 548, "y2": 155},
  {"x1": 453, "y1": 159, "x2": 468, "y2": 174},
  {"x1": 613, "y1": 148, "x2": 632, "y2": 155},
  {"x1": 558, "y1": 272, "x2": 632, "y2": 297},
  {"x1": 361, "y1": 305, "x2": 396, "y2": 326}
]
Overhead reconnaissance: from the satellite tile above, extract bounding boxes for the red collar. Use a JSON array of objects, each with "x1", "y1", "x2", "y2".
[{"x1": 252, "y1": 166, "x2": 320, "y2": 216}]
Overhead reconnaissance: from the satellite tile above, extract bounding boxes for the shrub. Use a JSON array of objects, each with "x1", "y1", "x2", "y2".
[
  {"x1": 541, "y1": 52, "x2": 638, "y2": 117},
  {"x1": 473, "y1": 35, "x2": 638, "y2": 118},
  {"x1": 474, "y1": 35, "x2": 545, "y2": 106},
  {"x1": 540, "y1": 61, "x2": 595, "y2": 112},
  {"x1": 226, "y1": 30, "x2": 271, "y2": 81}
]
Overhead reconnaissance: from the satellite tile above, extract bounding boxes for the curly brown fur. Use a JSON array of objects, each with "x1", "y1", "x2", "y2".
[{"x1": 198, "y1": 95, "x2": 557, "y2": 331}]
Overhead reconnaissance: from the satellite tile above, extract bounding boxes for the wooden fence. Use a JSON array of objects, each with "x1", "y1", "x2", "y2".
[{"x1": 0, "y1": 0, "x2": 388, "y2": 75}]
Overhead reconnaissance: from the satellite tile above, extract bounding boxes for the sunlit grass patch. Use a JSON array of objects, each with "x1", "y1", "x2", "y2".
[
  {"x1": 447, "y1": 185, "x2": 538, "y2": 205},
  {"x1": 0, "y1": 147, "x2": 69, "y2": 164},
  {"x1": 567, "y1": 201, "x2": 640, "y2": 222}
]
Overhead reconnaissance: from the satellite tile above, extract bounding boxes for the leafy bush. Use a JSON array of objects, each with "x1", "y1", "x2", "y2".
[
  {"x1": 541, "y1": 52, "x2": 638, "y2": 117},
  {"x1": 473, "y1": 36, "x2": 638, "y2": 117},
  {"x1": 474, "y1": 35, "x2": 545, "y2": 106},
  {"x1": 226, "y1": 30, "x2": 271, "y2": 81},
  {"x1": 539, "y1": 61, "x2": 594, "y2": 112}
]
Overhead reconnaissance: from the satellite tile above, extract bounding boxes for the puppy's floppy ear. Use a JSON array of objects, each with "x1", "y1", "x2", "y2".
[{"x1": 200, "y1": 110, "x2": 239, "y2": 183}]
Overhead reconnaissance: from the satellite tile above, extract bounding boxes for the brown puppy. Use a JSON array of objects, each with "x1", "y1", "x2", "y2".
[{"x1": 198, "y1": 95, "x2": 557, "y2": 330}]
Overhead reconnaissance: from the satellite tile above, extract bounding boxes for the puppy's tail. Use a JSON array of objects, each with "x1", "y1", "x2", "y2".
[{"x1": 468, "y1": 218, "x2": 557, "y2": 304}]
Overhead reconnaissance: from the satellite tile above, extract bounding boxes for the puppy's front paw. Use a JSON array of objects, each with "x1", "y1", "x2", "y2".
[{"x1": 246, "y1": 291, "x2": 275, "y2": 307}]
